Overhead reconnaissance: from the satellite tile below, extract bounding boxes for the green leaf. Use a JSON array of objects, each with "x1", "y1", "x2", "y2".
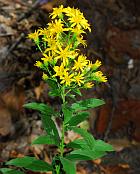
[
  {"x1": 0, "y1": 168, "x2": 24, "y2": 174},
  {"x1": 94, "y1": 140, "x2": 114, "y2": 152},
  {"x1": 60, "y1": 157, "x2": 76, "y2": 174},
  {"x1": 71, "y1": 98, "x2": 105, "y2": 111},
  {"x1": 47, "y1": 79, "x2": 58, "y2": 89},
  {"x1": 66, "y1": 149, "x2": 106, "y2": 161},
  {"x1": 41, "y1": 114, "x2": 60, "y2": 145},
  {"x1": 66, "y1": 154, "x2": 92, "y2": 161},
  {"x1": 72, "y1": 88, "x2": 82, "y2": 96},
  {"x1": 32, "y1": 135, "x2": 56, "y2": 145},
  {"x1": 69, "y1": 127, "x2": 95, "y2": 150},
  {"x1": 67, "y1": 94, "x2": 76, "y2": 100},
  {"x1": 66, "y1": 138, "x2": 88, "y2": 149},
  {"x1": 62, "y1": 103, "x2": 73, "y2": 124},
  {"x1": 47, "y1": 79, "x2": 61, "y2": 97},
  {"x1": 6, "y1": 156, "x2": 52, "y2": 172},
  {"x1": 23, "y1": 102, "x2": 53, "y2": 116},
  {"x1": 24, "y1": 102, "x2": 60, "y2": 145},
  {"x1": 67, "y1": 112, "x2": 90, "y2": 126},
  {"x1": 48, "y1": 89, "x2": 60, "y2": 97}
]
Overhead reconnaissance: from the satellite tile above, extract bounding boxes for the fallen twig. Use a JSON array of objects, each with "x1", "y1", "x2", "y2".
[{"x1": 4, "y1": 33, "x2": 25, "y2": 59}]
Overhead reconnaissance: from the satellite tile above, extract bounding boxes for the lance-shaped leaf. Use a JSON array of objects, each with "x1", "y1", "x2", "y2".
[
  {"x1": 66, "y1": 149, "x2": 106, "y2": 161},
  {"x1": 60, "y1": 157, "x2": 76, "y2": 174},
  {"x1": 71, "y1": 98, "x2": 105, "y2": 111},
  {"x1": 6, "y1": 156, "x2": 52, "y2": 172},
  {"x1": 0, "y1": 168, "x2": 24, "y2": 174},
  {"x1": 67, "y1": 112, "x2": 90, "y2": 126},
  {"x1": 69, "y1": 127, "x2": 95, "y2": 150},
  {"x1": 23, "y1": 102, "x2": 53, "y2": 116},
  {"x1": 32, "y1": 135, "x2": 56, "y2": 145},
  {"x1": 71, "y1": 88, "x2": 82, "y2": 96},
  {"x1": 94, "y1": 140, "x2": 114, "y2": 152},
  {"x1": 41, "y1": 114, "x2": 60, "y2": 145},
  {"x1": 47, "y1": 79, "x2": 61, "y2": 97},
  {"x1": 62, "y1": 103, "x2": 73, "y2": 124},
  {"x1": 66, "y1": 138, "x2": 88, "y2": 149}
]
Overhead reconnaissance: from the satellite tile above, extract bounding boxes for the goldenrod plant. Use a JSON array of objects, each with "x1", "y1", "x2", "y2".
[{"x1": 0, "y1": 5, "x2": 114, "y2": 174}]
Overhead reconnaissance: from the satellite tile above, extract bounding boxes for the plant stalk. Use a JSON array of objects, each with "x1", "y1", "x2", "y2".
[{"x1": 60, "y1": 87, "x2": 66, "y2": 157}]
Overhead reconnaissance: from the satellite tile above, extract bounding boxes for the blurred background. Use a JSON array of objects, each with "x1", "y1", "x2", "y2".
[{"x1": 0, "y1": 0, "x2": 140, "y2": 173}]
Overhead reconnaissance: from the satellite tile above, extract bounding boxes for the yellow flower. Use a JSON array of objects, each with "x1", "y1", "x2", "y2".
[
  {"x1": 84, "y1": 82, "x2": 94, "y2": 88},
  {"x1": 47, "y1": 19, "x2": 66, "y2": 37},
  {"x1": 34, "y1": 61, "x2": 43, "y2": 68},
  {"x1": 45, "y1": 39, "x2": 59, "y2": 56},
  {"x1": 53, "y1": 64, "x2": 68, "y2": 77},
  {"x1": 41, "y1": 52, "x2": 53, "y2": 63},
  {"x1": 77, "y1": 35, "x2": 87, "y2": 47},
  {"x1": 74, "y1": 73, "x2": 84, "y2": 86},
  {"x1": 92, "y1": 60, "x2": 102, "y2": 70},
  {"x1": 42, "y1": 73, "x2": 48, "y2": 80},
  {"x1": 69, "y1": 27, "x2": 85, "y2": 35},
  {"x1": 72, "y1": 55, "x2": 88, "y2": 71},
  {"x1": 50, "y1": 5, "x2": 64, "y2": 19},
  {"x1": 55, "y1": 45, "x2": 76, "y2": 66},
  {"x1": 64, "y1": 7, "x2": 76, "y2": 17},
  {"x1": 92, "y1": 71, "x2": 107, "y2": 82},
  {"x1": 28, "y1": 30, "x2": 40, "y2": 42},
  {"x1": 86, "y1": 61, "x2": 93, "y2": 70},
  {"x1": 66, "y1": 8, "x2": 91, "y2": 31},
  {"x1": 60, "y1": 72, "x2": 74, "y2": 86},
  {"x1": 38, "y1": 28, "x2": 48, "y2": 36}
]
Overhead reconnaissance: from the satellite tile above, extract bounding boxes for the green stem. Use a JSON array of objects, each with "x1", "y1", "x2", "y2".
[
  {"x1": 60, "y1": 121, "x2": 65, "y2": 157},
  {"x1": 56, "y1": 165, "x2": 60, "y2": 174},
  {"x1": 36, "y1": 43, "x2": 43, "y2": 53},
  {"x1": 59, "y1": 87, "x2": 66, "y2": 157}
]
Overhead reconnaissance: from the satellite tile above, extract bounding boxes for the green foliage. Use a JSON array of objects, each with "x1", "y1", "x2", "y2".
[
  {"x1": 0, "y1": 168, "x2": 24, "y2": 174},
  {"x1": 6, "y1": 156, "x2": 52, "y2": 172},
  {"x1": 66, "y1": 128, "x2": 114, "y2": 162},
  {"x1": 47, "y1": 79, "x2": 61, "y2": 97},
  {"x1": 32, "y1": 135, "x2": 56, "y2": 145},
  {"x1": 71, "y1": 98, "x2": 105, "y2": 111},
  {"x1": 41, "y1": 113, "x2": 60, "y2": 146},
  {"x1": 23, "y1": 102, "x2": 54, "y2": 116},
  {"x1": 60, "y1": 157, "x2": 76, "y2": 174},
  {"x1": 66, "y1": 138, "x2": 88, "y2": 149},
  {"x1": 24, "y1": 102, "x2": 60, "y2": 145},
  {"x1": 67, "y1": 112, "x2": 90, "y2": 126},
  {"x1": 94, "y1": 140, "x2": 114, "y2": 152},
  {"x1": 62, "y1": 103, "x2": 73, "y2": 124},
  {"x1": 69, "y1": 127, "x2": 95, "y2": 150},
  {"x1": 71, "y1": 88, "x2": 82, "y2": 96},
  {"x1": 66, "y1": 149, "x2": 106, "y2": 161}
]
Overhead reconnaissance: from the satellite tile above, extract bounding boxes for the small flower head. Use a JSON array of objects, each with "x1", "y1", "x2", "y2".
[
  {"x1": 42, "y1": 73, "x2": 48, "y2": 80},
  {"x1": 41, "y1": 53, "x2": 53, "y2": 64},
  {"x1": 50, "y1": 5, "x2": 64, "y2": 19},
  {"x1": 92, "y1": 71, "x2": 107, "y2": 83},
  {"x1": 60, "y1": 72, "x2": 74, "y2": 86},
  {"x1": 74, "y1": 72, "x2": 84, "y2": 86},
  {"x1": 55, "y1": 45, "x2": 77, "y2": 66},
  {"x1": 28, "y1": 30, "x2": 40, "y2": 43},
  {"x1": 72, "y1": 55, "x2": 88, "y2": 71},
  {"x1": 92, "y1": 60, "x2": 102, "y2": 70},
  {"x1": 34, "y1": 61, "x2": 43, "y2": 68},
  {"x1": 54, "y1": 64, "x2": 68, "y2": 77},
  {"x1": 84, "y1": 82, "x2": 94, "y2": 88}
]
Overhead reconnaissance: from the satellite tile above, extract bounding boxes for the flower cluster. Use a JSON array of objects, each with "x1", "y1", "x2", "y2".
[{"x1": 28, "y1": 5, "x2": 107, "y2": 89}]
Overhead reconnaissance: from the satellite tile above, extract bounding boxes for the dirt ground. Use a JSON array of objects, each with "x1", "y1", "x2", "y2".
[{"x1": 0, "y1": 0, "x2": 140, "y2": 173}]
